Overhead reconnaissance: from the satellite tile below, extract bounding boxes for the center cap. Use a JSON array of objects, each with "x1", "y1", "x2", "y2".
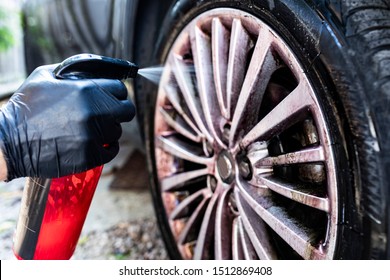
[{"x1": 217, "y1": 151, "x2": 235, "y2": 184}]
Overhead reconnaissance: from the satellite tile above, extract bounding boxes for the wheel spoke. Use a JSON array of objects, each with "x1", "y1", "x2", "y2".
[
  {"x1": 214, "y1": 187, "x2": 234, "y2": 260},
  {"x1": 156, "y1": 136, "x2": 214, "y2": 167},
  {"x1": 230, "y1": 27, "x2": 278, "y2": 145},
  {"x1": 159, "y1": 108, "x2": 202, "y2": 143},
  {"x1": 258, "y1": 175, "x2": 329, "y2": 212},
  {"x1": 171, "y1": 54, "x2": 214, "y2": 143},
  {"x1": 177, "y1": 193, "x2": 210, "y2": 246},
  {"x1": 255, "y1": 146, "x2": 325, "y2": 167},
  {"x1": 212, "y1": 18, "x2": 230, "y2": 119},
  {"x1": 161, "y1": 168, "x2": 210, "y2": 192},
  {"x1": 226, "y1": 18, "x2": 253, "y2": 120},
  {"x1": 171, "y1": 189, "x2": 210, "y2": 220},
  {"x1": 236, "y1": 179, "x2": 326, "y2": 259},
  {"x1": 235, "y1": 188, "x2": 277, "y2": 259},
  {"x1": 191, "y1": 25, "x2": 225, "y2": 147},
  {"x1": 241, "y1": 81, "x2": 315, "y2": 148},
  {"x1": 232, "y1": 217, "x2": 244, "y2": 260},
  {"x1": 193, "y1": 190, "x2": 220, "y2": 259},
  {"x1": 164, "y1": 84, "x2": 204, "y2": 137},
  {"x1": 237, "y1": 217, "x2": 259, "y2": 260}
]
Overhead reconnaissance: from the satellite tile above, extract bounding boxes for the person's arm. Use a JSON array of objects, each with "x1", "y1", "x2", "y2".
[{"x1": 0, "y1": 64, "x2": 135, "y2": 181}]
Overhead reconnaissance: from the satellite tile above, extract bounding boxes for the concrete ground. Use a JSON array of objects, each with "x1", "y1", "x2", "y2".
[{"x1": 0, "y1": 120, "x2": 165, "y2": 260}]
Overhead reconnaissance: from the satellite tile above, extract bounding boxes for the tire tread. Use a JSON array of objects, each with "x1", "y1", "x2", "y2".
[{"x1": 340, "y1": 0, "x2": 390, "y2": 258}]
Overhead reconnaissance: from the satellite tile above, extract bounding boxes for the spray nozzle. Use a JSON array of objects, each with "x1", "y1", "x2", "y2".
[{"x1": 53, "y1": 53, "x2": 139, "y2": 80}]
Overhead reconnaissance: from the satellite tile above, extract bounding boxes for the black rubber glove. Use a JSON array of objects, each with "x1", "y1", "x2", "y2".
[{"x1": 0, "y1": 65, "x2": 135, "y2": 180}]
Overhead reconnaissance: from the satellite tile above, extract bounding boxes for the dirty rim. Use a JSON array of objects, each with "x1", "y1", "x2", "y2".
[{"x1": 154, "y1": 8, "x2": 338, "y2": 259}]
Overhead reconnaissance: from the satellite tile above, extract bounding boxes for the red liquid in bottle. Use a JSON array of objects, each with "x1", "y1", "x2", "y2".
[{"x1": 13, "y1": 166, "x2": 103, "y2": 260}]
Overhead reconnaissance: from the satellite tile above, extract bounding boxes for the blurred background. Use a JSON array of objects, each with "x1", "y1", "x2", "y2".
[{"x1": 0, "y1": 1, "x2": 25, "y2": 99}]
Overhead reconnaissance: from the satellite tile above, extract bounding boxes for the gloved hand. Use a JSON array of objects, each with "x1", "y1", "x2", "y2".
[{"x1": 0, "y1": 64, "x2": 135, "y2": 180}]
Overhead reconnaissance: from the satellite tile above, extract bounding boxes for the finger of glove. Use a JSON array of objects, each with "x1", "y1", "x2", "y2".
[
  {"x1": 112, "y1": 100, "x2": 135, "y2": 123},
  {"x1": 89, "y1": 79, "x2": 135, "y2": 123},
  {"x1": 89, "y1": 95, "x2": 135, "y2": 124},
  {"x1": 91, "y1": 79, "x2": 128, "y2": 100},
  {"x1": 92, "y1": 121, "x2": 123, "y2": 145},
  {"x1": 62, "y1": 140, "x2": 119, "y2": 174},
  {"x1": 97, "y1": 141, "x2": 120, "y2": 165}
]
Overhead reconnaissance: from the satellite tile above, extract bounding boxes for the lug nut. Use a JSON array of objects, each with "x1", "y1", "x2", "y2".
[
  {"x1": 217, "y1": 151, "x2": 235, "y2": 184},
  {"x1": 229, "y1": 193, "x2": 239, "y2": 214},
  {"x1": 238, "y1": 158, "x2": 253, "y2": 180},
  {"x1": 208, "y1": 176, "x2": 218, "y2": 192},
  {"x1": 203, "y1": 141, "x2": 214, "y2": 157},
  {"x1": 222, "y1": 124, "x2": 231, "y2": 143}
]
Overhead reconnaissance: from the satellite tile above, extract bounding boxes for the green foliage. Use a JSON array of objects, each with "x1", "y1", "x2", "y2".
[
  {"x1": 0, "y1": 5, "x2": 15, "y2": 52},
  {"x1": 0, "y1": 28, "x2": 14, "y2": 52}
]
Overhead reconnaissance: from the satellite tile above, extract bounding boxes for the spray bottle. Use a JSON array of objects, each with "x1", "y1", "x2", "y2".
[{"x1": 12, "y1": 54, "x2": 138, "y2": 260}]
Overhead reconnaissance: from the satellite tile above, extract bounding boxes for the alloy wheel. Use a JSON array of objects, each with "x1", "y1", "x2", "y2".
[{"x1": 153, "y1": 8, "x2": 338, "y2": 260}]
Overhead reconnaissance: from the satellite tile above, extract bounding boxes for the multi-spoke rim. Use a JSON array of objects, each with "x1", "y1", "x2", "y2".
[{"x1": 154, "y1": 8, "x2": 338, "y2": 260}]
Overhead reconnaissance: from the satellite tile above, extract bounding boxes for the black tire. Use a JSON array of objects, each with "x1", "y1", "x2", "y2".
[
  {"x1": 133, "y1": 0, "x2": 175, "y2": 140},
  {"x1": 143, "y1": 0, "x2": 390, "y2": 259}
]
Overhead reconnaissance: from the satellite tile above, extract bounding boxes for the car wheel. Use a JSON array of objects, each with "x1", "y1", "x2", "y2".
[{"x1": 144, "y1": 0, "x2": 390, "y2": 259}]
